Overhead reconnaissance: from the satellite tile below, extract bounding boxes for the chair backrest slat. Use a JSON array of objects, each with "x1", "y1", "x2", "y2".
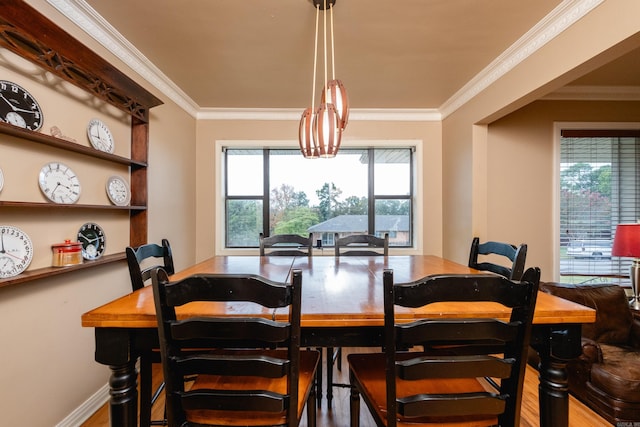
[
  {"x1": 334, "y1": 232, "x2": 389, "y2": 257},
  {"x1": 468, "y1": 236, "x2": 527, "y2": 280},
  {"x1": 382, "y1": 267, "x2": 540, "y2": 427},
  {"x1": 260, "y1": 233, "x2": 313, "y2": 257},
  {"x1": 126, "y1": 238, "x2": 174, "y2": 291}
]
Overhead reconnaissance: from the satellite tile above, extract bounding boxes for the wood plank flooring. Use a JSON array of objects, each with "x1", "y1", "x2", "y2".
[{"x1": 81, "y1": 347, "x2": 611, "y2": 427}]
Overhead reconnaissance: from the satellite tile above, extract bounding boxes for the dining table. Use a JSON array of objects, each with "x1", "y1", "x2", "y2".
[{"x1": 81, "y1": 255, "x2": 595, "y2": 427}]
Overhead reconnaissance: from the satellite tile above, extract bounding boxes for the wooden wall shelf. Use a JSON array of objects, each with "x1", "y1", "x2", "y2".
[
  {"x1": 0, "y1": 253, "x2": 127, "y2": 289},
  {"x1": 0, "y1": 1, "x2": 163, "y2": 287},
  {"x1": 0, "y1": 201, "x2": 147, "y2": 210},
  {"x1": 0, "y1": 122, "x2": 147, "y2": 167}
]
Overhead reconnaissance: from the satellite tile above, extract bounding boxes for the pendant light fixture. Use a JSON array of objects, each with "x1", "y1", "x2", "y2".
[{"x1": 298, "y1": 0, "x2": 349, "y2": 159}]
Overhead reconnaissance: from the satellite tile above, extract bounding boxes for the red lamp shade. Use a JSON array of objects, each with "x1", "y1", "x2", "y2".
[{"x1": 612, "y1": 223, "x2": 640, "y2": 258}]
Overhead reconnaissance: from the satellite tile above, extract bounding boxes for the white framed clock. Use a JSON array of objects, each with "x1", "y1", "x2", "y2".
[
  {"x1": 87, "y1": 118, "x2": 115, "y2": 153},
  {"x1": 38, "y1": 161, "x2": 81, "y2": 204},
  {"x1": 0, "y1": 225, "x2": 33, "y2": 278},
  {"x1": 106, "y1": 175, "x2": 130, "y2": 206}
]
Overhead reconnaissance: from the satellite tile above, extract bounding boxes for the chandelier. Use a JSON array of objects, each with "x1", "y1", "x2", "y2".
[{"x1": 299, "y1": 0, "x2": 349, "y2": 158}]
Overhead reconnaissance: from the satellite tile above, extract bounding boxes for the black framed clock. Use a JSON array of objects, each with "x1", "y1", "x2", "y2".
[
  {"x1": 0, "y1": 80, "x2": 43, "y2": 131},
  {"x1": 77, "y1": 222, "x2": 106, "y2": 260}
]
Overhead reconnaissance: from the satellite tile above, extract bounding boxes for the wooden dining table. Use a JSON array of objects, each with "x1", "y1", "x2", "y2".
[{"x1": 82, "y1": 255, "x2": 595, "y2": 427}]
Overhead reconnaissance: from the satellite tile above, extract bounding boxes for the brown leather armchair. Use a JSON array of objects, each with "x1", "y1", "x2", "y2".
[{"x1": 535, "y1": 282, "x2": 640, "y2": 424}]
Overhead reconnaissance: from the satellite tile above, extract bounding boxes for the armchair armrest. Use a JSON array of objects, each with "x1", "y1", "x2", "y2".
[
  {"x1": 580, "y1": 337, "x2": 603, "y2": 364},
  {"x1": 630, "y1": 315, "x2": 640, "y2": 348}
]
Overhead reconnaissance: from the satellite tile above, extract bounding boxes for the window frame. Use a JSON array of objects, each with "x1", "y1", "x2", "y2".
[
  {"x1": 554, "y1": 122, "x2": 640, "y2": 282},
  {"x1": 215, "y1": 139, "x2": 423, "y2": 255}
]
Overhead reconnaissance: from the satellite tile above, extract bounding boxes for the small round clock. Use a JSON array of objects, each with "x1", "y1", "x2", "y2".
[
  {"x1": 77, "y1": 222, "x2": 106, "y2": 260},
  {"x1": 0, "y1": 225, "x2": 33, "y2": 278},
  {"x1": 38, "y1": 162, "x2": 81, "y2": 204},
  {"x1": 106, "y1": 175, "x2": 130, "y2": 206},
  {"x1": 87, "y1": 118, "x2": 115, "y2": 153},
  {"x1": 0, "y1": 80, "x2": 43, "y2": 131}
]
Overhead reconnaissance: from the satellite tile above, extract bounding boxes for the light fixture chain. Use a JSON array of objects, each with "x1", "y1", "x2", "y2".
[
  {"x1": 330, "y1": 2, "x2": 335, "y2": 80},
  {"x1": 311, "y1": 4, "x2": 319, "y2": 107}
]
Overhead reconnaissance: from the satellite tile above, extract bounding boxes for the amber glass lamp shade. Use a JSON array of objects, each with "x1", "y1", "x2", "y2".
[{"x1": 313, "y1": 102, "x2": 342, "y2": 158}]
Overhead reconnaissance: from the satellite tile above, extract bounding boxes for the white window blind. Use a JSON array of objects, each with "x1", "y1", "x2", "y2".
[{"x1": 560, "y1": 129, "x2": 640, "y2": 283}]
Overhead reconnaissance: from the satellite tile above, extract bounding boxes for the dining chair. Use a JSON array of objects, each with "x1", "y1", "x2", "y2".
[
  {"x1": 468, "y1": 236, "x2": 527, "y2": 280},
  {"x1": 125, "y1": 238, "x2": 175, "y2": 427},
  {"x1": 260, "y1": 232, "x2": 313, "y2": 256},
  {"x1": 151, "y1": 268, "x2": 319, "y2": 427},
  {"x1": 348, "y1": 267, "x2": 540, "y2": 427},
  {"x1": 334, "y1": 232, "x2": 389, "y2": 257},
  {"x1": 326, "y1": 232, "x2": 390, "y2": 405}
]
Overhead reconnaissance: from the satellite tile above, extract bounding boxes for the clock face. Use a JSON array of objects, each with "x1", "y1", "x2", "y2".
[
  {"x1": 0, "y1": 225, "x2": 33, "y2": 278},
  {"x1": 77, "y1": 222, "x2": 106, "y2": 260},
  {"x1": 87, "y1": 119, "x2": 115, "y2": 153},
  {"x1": 38, "y1": 162, "x2": 81, "y2": 204},
  {"x1": 106, "y1": 175, "x2": 130, "y2": 206},
  {"x1": 0, "y1": 80, "x2": 43, "y2": 131}
]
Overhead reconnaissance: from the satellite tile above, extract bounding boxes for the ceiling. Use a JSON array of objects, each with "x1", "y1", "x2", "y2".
[{"x1": 78, "y1": 0, "x2": 640, "y2": 112}]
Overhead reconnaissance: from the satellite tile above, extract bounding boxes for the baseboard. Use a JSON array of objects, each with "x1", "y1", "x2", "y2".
[{"x1": 56, "y1": 383, "x2": 110, "y2": 427}]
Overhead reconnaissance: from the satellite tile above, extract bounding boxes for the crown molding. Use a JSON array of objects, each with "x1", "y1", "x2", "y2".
[
  {"x1": 197, "y1": 108, "x2": 441, "y2": 121},
  {"x1": 439, "y1": 0, "x2": 605, "y2": 118},
  {"x1": 49, "y1": 0, "x2": 602, "y2": 122},
  {"x1": 541, "y1": 85, "x2": 640, "y2": 101}
]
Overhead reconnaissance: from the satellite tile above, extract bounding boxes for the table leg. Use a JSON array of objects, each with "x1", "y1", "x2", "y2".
[
  {"x1": 530, "y1": 324, "x2": 582, "y2": 427},
  {"x1": 108, "y1": 361, "x2": 138, "y2": 427},
  {"x1": 94, "y1": 327, "x2": 141, "y2": 427}
]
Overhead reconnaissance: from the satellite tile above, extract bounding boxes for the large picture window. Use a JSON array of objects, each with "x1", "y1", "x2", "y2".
[
  {"x1": 560, "y1": 129, "x2": 640, "y2": 284},
  {"x1": 225, "y1": 147, "x2": 413, "y2": 249}
]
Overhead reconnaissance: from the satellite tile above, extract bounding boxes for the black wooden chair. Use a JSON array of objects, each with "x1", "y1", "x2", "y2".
[
  {"x1": 334, "y1": 232, "x2": 389, "y2": 257},
  {"x1": 348, "y1": 267, "x2": 540, "y2": 427},
  {"x1": 151, "y1": 268, "x2": 319, "y2": 427},
  {"x1": 326, "y1": 232, "x2": 389, "y2": 405},
  {"x1": 260, "y1": 233, "x2": 313, "y2": 257},
  {"x1": 125, "y1": 239, "x2": 175, "y2": 427},
  {"x1": 468, "y1": 236, "x2": 527, "y2": 280}
]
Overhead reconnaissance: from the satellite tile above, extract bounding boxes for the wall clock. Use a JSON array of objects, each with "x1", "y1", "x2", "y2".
[
  {"x1": 106, "y1": 175, "x2": 130, "y2": 206},
  {"x1": 0, "y1": 80, "x2": 43, "y2": 131},
  {"x1": 77, "y1": 222, "x2": 106, "y2": 260},
  {"x1": 87, "y1": 118, "x2": 114, "y2": 153},
  {"x1": 38, "y1": 161, "x2": 81, "y2": 204},
  {"x1": 0, "y1": 225, "x2": 33, "y2": 278}
]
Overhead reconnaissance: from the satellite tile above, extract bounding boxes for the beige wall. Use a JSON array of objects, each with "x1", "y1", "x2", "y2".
[
  {"x1": 194, "y1": 119, "x2": 443, "y2": 260},
  {"x1": 442, "y1": 0, "x2": 640, "y2": 267},
  {"x1": 487, "y1": 100, "x2": 640, "y2": 282},
  {"x1": 0, "y1": 2, "x2": 197, "y2": 426}
]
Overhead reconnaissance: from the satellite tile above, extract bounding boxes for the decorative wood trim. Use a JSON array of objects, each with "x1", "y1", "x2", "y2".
[{"x1": 0, "y1": 0, "x2": 162, "y2": 121}]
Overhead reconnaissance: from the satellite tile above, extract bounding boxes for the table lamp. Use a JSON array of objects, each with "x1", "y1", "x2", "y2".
[{"x1": 612, "y1": 223, "x2": 640, "y2": 309}]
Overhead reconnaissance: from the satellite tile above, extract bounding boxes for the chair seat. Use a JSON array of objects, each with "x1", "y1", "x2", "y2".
[
  {"x1": 186, "y1": 349, "x2": 319, "y2": 426},
  {"x1": 590, "y1": 344, "x2": 640, "y2": 402},
  {"x1": 348, "y1": 352, "x2": 499, "y2": 427}
]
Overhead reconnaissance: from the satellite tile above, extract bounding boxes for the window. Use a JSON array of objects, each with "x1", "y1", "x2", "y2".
[
  {"x1": 225, "y1": 147, "x2": 413, "y2": 249},
  {"x1": 559, "y1": 129, "x2": 640, "y2": 284}
]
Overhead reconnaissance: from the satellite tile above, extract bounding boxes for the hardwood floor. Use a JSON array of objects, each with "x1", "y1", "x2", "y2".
[{"x1": 81, "y1": 347, "x2": 611, "y2": 427}]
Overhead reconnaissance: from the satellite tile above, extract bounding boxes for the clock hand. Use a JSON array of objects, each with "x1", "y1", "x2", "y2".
[
  {"x1": 3, "y1": 251, "x2": 24, "y2": 261},
  {"x1": 0, "y1": 93, "x2": 16, "y2": 111}
]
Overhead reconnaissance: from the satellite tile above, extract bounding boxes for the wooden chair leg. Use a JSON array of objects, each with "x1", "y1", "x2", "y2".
[
  {"x1": 307, "y1": 380, "x2": 317, "y2": 427},
  {"x1": 349, "y1": 373, "x2": 360, "y2": 427},
  {"x1": 139, "y1": 355, "x2": 152, "y2": 427},
  {"x1": 315, "y1": 347, "x2": 323, "y2": 408}
]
